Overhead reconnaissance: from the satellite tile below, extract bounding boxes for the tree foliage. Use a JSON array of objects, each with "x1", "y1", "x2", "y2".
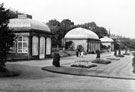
[
  {"x1": 47, "y1": 19, "x2": 75, "y2": 47},
  {"x1": 0, "y1": 3, "x2": 15, "y2": 68},
  {"x1": 78, "y1": 22, "x2": 108, "y2": 38},
  {"x1": 118, "y1": 37, "x2": 135, "y2": 50},
  {"x1": 47, "y1": 19, "x2": 61, "y2": 47},
  {"x1": 47, "y1": 20, "x2": 109, "y2": 48}
]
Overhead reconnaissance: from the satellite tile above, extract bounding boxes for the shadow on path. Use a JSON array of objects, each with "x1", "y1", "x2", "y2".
[{"x1": 0, "y1": 64, "x2": 61, "y2": 80}]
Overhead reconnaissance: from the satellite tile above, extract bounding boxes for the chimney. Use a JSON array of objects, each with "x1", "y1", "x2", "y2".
[{"x1": 18, "y1": 14, "x2": 32, "y2": 19}]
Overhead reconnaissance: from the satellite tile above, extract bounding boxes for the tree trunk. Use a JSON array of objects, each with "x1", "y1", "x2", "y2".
[
  {"x1": 114, "y1": 49, "x2": 117, "y2": 56},
  {"x1": 118, "y1": 46, "x2": 121, "y2": 55}
]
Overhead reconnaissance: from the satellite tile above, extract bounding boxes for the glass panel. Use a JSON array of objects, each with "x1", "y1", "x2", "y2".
[
  {"x1": 18, "y1": 36, "x2": 23, "y2": 41},
  {"x1": 23, "y1": 48, "x2": 28, "y2": 53},
  {"x1": 23, "y1": 42, "x2": 28, "y2": 47},
  {"x1": 23, "y1": 37, "x2": 28, "y2": 41},
  {"x1": 46, "y1": 38, "x2": 51, "y2": 55},
  {"x1": 18, "y1": 42, "x2": 22, "y2": 49},
  {"x1": 39, "y1": 37, "x2": 45, "y2": 59},
  {"x1": 32, "y1": 36, "x2": 38, "y2": 55}
]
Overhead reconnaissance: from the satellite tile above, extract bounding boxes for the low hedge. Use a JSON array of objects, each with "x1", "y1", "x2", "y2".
[
  {"x1": 115, "y1": 54, "x2": 125, "y2": 57},
  {"x1": 123, "y1": 53, "x2": 130, "y2": 55},
  {"x1": 91, "y1": 59, "x2": 111, "y2": 64},
  {"x1": 71, "y1": 64, "x2": 97, "y2": 68}
]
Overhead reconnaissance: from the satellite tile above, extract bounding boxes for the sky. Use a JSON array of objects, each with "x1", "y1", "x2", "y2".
[{"x1": 1, "y1": 0, "x2": 135, "y2": 38}]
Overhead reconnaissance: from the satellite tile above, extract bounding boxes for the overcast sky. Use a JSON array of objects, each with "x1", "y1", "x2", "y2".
[{"x1": 1, "y1": 0, "x2": 135, "y2": 38}]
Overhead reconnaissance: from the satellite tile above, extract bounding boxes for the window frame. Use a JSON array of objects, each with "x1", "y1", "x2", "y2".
[{"x1": 17, "y1": 36, "x2": 29, "y2": 53}]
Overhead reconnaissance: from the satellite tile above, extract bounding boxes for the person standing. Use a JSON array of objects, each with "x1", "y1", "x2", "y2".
[
  {"x1": 96, "y1": 49, "x2": 100, "y2": 61},
  {"x1": 132, "y1": 52, "x2": 135, "y2": 73},
  {"x1": 80, "y1": 48, "x2": 84, "y2": 57},
  {"x1": 76, "y1": 49, "x2": 79, "y2": 57}
]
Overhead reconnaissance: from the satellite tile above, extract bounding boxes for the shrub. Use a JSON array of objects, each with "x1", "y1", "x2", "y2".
[
  {"x1": 52, "y1": 52, "x2": 60, "y2": 67},
  {"x1": 123, "y1": 53, "x2": 130, "y2": 55},
  {"x1": 91, "y1": 59, "x2": 111, "y2": 64},
  {"x1": 116, "y1": 54, "x2": 124, "y2": 57},
  {"x1": 71, "y1": 64, "x2": 97, "y2": 68}
]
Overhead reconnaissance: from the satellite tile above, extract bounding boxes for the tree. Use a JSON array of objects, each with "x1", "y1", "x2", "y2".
[
  {"x1": 78, "y1": 22, "x2": 108, "y2": 38},
  {"x1": 59, "y1": 19, "x2": 74, "y2": 47},
  {"x1": 47, "y1": 19, "x2": 75, "y2": 48},
  {"x1": 60, "y1": 19, "x2": 74, "y2": 36},
  {"x1": 94, "y1": 26, "x2": 108, "y2": 38},
  {"x1": 0, "y1": 3, "x2": 15, "y2": 71},
  {"x1": 79, "y1": 22, "x2": 97, "y2": 31},
  {"x1": 46, "y1": 19, "x2": 61, "y2": 47}
]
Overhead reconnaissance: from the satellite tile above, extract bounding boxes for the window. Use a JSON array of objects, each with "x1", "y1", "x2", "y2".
[
  {"x1": 17, "y1": 36, "x2": 28, "y2": 53},
  {"x1": 32, "y1": 36, "x2": 38, "y2": 55}
]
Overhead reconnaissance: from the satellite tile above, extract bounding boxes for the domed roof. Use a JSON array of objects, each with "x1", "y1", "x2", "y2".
[
  {"x1": 8, "y1": 17, "x2": 50, "y2": 32},
  {"x1": 100, "y1": 36, "x2": 114, "y2": 42},
  {"x1": 64, "y1": 27, "x2": 99, "y2": 40}
]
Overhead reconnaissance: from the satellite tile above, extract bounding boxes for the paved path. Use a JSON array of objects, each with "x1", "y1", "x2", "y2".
[
  {"x1": 0, "y1": 51, "x2": 135, "y2": 91},
  {"x1": 42, "y1": 52, "x2": 135, "y2": 80}
]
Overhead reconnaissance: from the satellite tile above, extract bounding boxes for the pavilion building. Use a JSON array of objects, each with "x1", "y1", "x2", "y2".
[
  {"x1": 64, "y1": 27, "x2": 100, "y2": 53},
  {"x1": 100, "y1": 36, "x2": 114, "y2": 52},
  {"x1": 8, "y1": 14, "x2": 52, "y2": 60}
]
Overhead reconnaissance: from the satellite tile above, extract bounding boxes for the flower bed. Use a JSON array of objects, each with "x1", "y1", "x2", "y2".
[
  {"x1": 106, "y1": 58, "x2": 120, "y2": 60},
  {"x1": 71, "y1": 64, "x2": 97, "y2": 68},
  {"x1": 123, "y1": 53, "x2": 130, "y2": 55},
  {"x1": 115, "y1": 54, "x2": 125, "y2": 57},
  {"x1": 91, "y1": 59, "x2": 111, "y2": 64},
  {"x1": 71, "y1": 60, "x2": 97, "y2": 68}
]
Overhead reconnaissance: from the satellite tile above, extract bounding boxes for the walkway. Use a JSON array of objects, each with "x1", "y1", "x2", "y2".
[
  {"x1": 42, "y1": 52, "x2": 135, "y2": 80},
  {"x1": 0, "y1": 51, "x2": 135, "y2": 91}
]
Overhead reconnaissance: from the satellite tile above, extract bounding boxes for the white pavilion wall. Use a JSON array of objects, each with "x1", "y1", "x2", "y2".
[{"x1": 87, "y1": 40, "x2": 100, "y2": 53}]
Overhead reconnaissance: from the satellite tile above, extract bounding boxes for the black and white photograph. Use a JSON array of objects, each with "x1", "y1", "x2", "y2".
[{"x1": 0, "y1": 0, "x2": 135, "y2": 92}]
